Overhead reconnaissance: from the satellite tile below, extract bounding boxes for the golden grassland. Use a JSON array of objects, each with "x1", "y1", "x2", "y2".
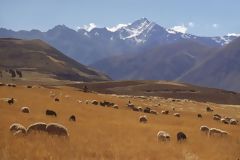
[{"x1": 0, "y1": 85, "x2": 240, "y2": 160}]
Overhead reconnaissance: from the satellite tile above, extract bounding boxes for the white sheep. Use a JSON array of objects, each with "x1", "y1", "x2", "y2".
[
  {"x1": 209, "y1": 128, "x2": 229, "y2": 136},
  {"x1": 173, "y1": 113, "x2": 180, "y2": 117},
  {"x1": 157, "y1": 131, "x2": 171, "y2": 142},
  {"x1": 9, "y1": 123, "x2": 27, "y2": 135},
  {"x1": 200, "y1": 126, "x2": 209, "y2": 134},
  {"x1": 230, "y1": 119, "x2": 237, "y2": 125},
  {"x1": 113, "y1": 104, "x2": 119, "y2": 109}
]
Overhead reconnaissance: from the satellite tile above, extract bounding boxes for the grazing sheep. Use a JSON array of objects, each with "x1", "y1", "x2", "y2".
[
  {"x1": 220, "y1": 130, "x2": 229, "y2": 136},
  {"x1": 230, "y1": 119, "x2": 237, "y2": 125},
  {"x1": 91, "y1": 100, "x2": 98, "y2": 105},
  {"x1": 144, "y1": 107, "x2": 151, "y2": 113},
  {"x1": 46, "y1": 109, "x2": 57, "y2": 117},
  {"x1": 9, "y1": 123, "x2": 27, "y2": 135},
  {"x1": 221, "y1": 118, "x2": 229, "y2": 124},
  {"x1": 213, "y1": 116, "x2": 221, "y2": 121},
  {"x1": 209, "y1": 128, "x2": 222, "y2": 136},
  {"x1": 173, "y1": 113, "x2": 180, "y2": 117},
  {"x1": 8, "y1": 98, "x2": 14, "y2": 105},
  {"x1": 69, "y1": 115, "x2": 76, "y2": 122},
  {"x1": 46, "y1": 123, "x2": 69, "y2": 137},
  {"x1": 150, "y1": 110, "x2": 158, "y2": 115},
  {"x1": 85, "y1": 100, "x2": 89, "y2": 104},
  {"x1": 27, "y1": 122, "x2": 47, "y2": 134},
  {"x1": 161, "y1": 110, "x2": 169, "y2": 115},
  {"x1": 214, "y1": 114, "x2": 221, "y2": 119},
  {"x1": 197, "y1": 114, "x2": 202, "y2": 118},
  {"x1": 177, "y1": 132, "x2": 187, "y2": 142},
  {"x1": 138, "y1": 107, "x2": 143, "y2": 112},
  {"x1": 54, "y1": 98, "x2": 60, "y2": 102},
  {"x1": 208, "y1": 128, "x2": 229, "y2": 137},
  {"x1": 21, "y1": 107, "x2": 30, "y2": 113},
  {"x1": 13, "y1": 130, "x2": 26, "y2": 136},
  {"x1": 132, "y1": 106, "x2": 139, "y2": 111},
  {"x1": 157, "y1": 131, "x2": 171, "y2": 142},
  {"x1": 139, "y1": 115, "x2": 148, "y2": 123},
  {"x1": 200, "y1": 126, "x2": 209, "y2": 134},
  {"x1": 26, "y1": 85, "x2": 32, "y2": 88},
  {"x1": 206, "y1": 107, "x2": 213, "y2": 112},
  {"x1": 0, "y1": 82, "x2": 5, "y2": 86},
  {"x1": 113, "y1": 105, "x2": 119, "y2": 109},
  {"x1": 128, "y1": 103, "x2": 135, "y2": 109},
  {"x1": 7, "y1": 83, "x2": 16, "y2": 87}
]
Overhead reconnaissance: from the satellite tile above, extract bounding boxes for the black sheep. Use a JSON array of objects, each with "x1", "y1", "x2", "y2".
[
  {"x1": 177, "y1": 132, "x2": 187, "y2": 142},
  {"x1": 46, "y1": 109, "x2": 57, "y2": 117}
]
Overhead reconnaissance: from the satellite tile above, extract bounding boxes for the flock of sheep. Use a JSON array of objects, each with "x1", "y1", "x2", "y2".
[{"x1": 1, "y1": 82, "x2": 239, "y2": 143}]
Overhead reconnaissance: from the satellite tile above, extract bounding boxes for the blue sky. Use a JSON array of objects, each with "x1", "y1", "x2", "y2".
[{"x1": 0, "y1": 0, "x2": 239, "y2": 36}]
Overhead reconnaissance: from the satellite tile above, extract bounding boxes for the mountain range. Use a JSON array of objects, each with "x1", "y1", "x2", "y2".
[
  {"x1": 0, "y1": 18, "x2": 238, "y2": 65},
  {"x1": 1, "y1": 18, "x2": 240, "y2": 91}
]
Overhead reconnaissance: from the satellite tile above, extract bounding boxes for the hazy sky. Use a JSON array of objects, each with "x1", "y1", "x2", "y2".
[{"x1": 1, "y1": 0, "x2": 239, "y2": 36}]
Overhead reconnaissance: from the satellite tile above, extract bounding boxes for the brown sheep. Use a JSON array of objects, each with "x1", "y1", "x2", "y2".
[{"x1": 46, "y1": 123, "x2": 69, "y2": 137}]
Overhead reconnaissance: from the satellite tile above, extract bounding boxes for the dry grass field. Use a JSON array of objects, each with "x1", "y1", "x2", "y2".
[{"x1": 0, "y1": 84, "x2": 240, "y2": 160}]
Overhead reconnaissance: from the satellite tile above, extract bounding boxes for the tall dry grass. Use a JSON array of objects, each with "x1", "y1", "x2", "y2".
[{"x1": 0, "y1": 85, "x2": 240, "y2": 160}]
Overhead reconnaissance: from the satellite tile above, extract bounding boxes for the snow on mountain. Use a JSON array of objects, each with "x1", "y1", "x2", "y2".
[
  {"x1": 78, "y1": 23, "x2": 97, "y2": 32},
  {"x1": 170, "y1": 25, "x2": 188, "y2": 34},
  {"x1": 107, "y1": 24, "x2": 130, "y2": 32},
  {"x1": 227, "y1": 33, "x2": 240, "y2": 37}
]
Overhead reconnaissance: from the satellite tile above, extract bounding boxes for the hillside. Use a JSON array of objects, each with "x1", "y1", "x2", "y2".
[
  {"x1": 180, "y1": 37, "x2": 240, "y2": 91},
  {"x1": 91, "y1": 40, "x2": 215, "y2": 80},
  {"x1": 0, "y1": 38, "x2": 109, "y2": 83},
  {"x1": 70, "y1": 80, "x2": 240, "y2": 105}
]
